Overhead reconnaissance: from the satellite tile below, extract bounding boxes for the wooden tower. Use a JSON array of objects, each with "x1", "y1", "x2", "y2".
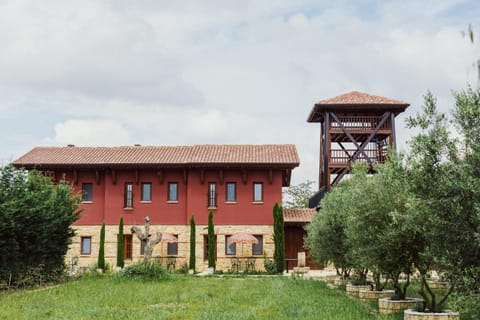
[{"x1": 307, "y1": 91, "x2": 409, "y2": 208}]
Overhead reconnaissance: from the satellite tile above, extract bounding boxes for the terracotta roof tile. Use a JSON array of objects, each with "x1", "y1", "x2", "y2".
[
  {"x1": 316, "y1": 91, "x2": 408, "y2": 105},
  {"x1": 12, "y1": 144, "x2": 300, "y2": 168},
  {"x1": 283, "y1": 208, "x2": 317, "y2": 223}
]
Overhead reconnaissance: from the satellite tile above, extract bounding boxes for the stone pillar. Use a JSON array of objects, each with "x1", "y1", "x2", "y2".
[{"x1": 298, "y1": 252, "x2": 306, "y2": 267}]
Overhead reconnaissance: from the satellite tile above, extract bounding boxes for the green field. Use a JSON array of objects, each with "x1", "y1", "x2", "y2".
[{"x1": 0, "y1": 275, "x2": 403, "y2": 320}]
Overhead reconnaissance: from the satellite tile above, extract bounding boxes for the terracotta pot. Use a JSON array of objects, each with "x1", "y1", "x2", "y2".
[
  {"x1": 404, "y1": 309, "x2": 459, "y2": 320},
  {"x1": 359, "y1": 289, "x2": 394, "y2": 302},
  {"x1": 378, "y1": 298, "x2": 423, "y2": 315},
  {"x1": 346, "y1": 283, "x2": 372, "y2": 296}
]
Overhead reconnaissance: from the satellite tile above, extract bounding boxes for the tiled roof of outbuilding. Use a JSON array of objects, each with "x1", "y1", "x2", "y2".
[
  {"x1": 283, "y1": 208, "x2": 317, "y2": 223},
  {"x1": 12, "y1": 144, "x2": 300, "y2": 168}
]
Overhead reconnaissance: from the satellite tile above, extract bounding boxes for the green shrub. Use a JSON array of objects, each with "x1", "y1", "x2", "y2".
[
  {"x1": 0, "y1": 166, "x2": 80, "y2": 287},
  {"x1": 448, "y1": 293, "x2": 480, "y2": 320},
  {"x1": 117, "y1": 262, "x2": 171, "y2": 280},
  {"x1": 264, "y1": 259, "x2": 276, "y2": 274}
]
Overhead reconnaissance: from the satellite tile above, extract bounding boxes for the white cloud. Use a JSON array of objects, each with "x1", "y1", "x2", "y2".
[
  {"x1": 50, "y1": 119, "x2": 132, "y2": 146},
  {"x1": 1, "y1": 0, "x2": 478, "y2": 185}
]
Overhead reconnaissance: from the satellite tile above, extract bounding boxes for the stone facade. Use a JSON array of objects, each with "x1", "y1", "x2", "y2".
[{"x1": 67, "y1": 224, "x2": 274, "y2": 272}]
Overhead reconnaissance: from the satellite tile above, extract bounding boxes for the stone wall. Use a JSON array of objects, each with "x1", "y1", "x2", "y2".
[{"x1": 66, "y1": 224, "x2": 274, "y2": 272}]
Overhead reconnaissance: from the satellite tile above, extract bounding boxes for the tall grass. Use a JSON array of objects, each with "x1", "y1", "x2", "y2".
[{"x1": 0, "y1": 276, "x2": 401, "y2": 319}]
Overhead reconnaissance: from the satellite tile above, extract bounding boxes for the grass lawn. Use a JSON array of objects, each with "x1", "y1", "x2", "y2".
[{"x1": 0, "y1": 275, "x2": 404, "y2": 320}]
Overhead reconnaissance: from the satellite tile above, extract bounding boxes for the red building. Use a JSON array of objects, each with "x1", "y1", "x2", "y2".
[{"x1": 13, "y1": 144, "x2": 299, "y2": 271}]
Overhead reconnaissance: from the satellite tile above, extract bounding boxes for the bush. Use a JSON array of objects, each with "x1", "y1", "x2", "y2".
[
  {"x1": 448, "y1": 293, "x2": 480, "y2": 320},
  {"x1": 117, "y1": 262, "x2": 171, "y2": 280},
  {"x1": 0, "y1": 166, "x2": 80, "y2": 287},
  {"x1": 264, "y1": 259, "x2": 276, "y2": 274}
]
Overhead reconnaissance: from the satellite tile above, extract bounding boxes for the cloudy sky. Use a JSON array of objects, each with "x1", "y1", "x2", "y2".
[{"x1": 1, "y1": 0, "x2": 479, "y2": 185}]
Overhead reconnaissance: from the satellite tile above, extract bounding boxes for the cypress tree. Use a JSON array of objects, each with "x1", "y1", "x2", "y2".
[
  {"x1": 207, "y1": 210, "x2": 215, "y2": 269},
  {"x1": 116, "y1": 216, "x2": 124, "y2": 268},
  {"x1": 273, "y1": 202, "x2": 285, "y2": 273},
  {"x1": 98, "y1": 222, "x2": 106, "y2": 270},
  {"x1": 189, "y1": 214, "x2": 196, "y2": 270},
  {"x1": 278, "y1": 203, "x2": 285, "y2": 273}
]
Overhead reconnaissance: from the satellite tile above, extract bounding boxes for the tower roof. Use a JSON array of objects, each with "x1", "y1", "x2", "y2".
[{"x1": 307, "y1": 91, "x2": 409, "y2": 122}]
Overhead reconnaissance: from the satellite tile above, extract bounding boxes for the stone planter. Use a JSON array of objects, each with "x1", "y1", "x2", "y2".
[
  {"x1": 334, "y1": 279, "x2": 348, "y2": 286},
  {"x1": 346, "y1": 284, "x2": 372, "y2": 296},
  {"x1": 378, "y1": 298, "x2": 423, "y2": 315},
  {"x1": 404, "y1": 309, "x2": 459, "y2": 320},
  {"x1": 426, "y1": 280, "x2": 450, "y2": 290},
  {"x1": 188, "y1": 269, "x2": 194, "y2": 275},
  {"x1": 359, "y1": 289, "x2": 395, "y2": 302},
  {"x1": 207, "y1": 267, "x2": 214, "y2": 275},
  {"x1": 325, "y1": 275, "x2": 339, "y2": 283}
]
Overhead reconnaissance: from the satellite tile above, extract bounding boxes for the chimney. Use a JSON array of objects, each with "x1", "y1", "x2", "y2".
[
  {"x1": 67, "y1": 144, "x2": 75, "y2": 147},
  {"x1": 134, "y1": 144, "x2": 141, "y2": 147}
]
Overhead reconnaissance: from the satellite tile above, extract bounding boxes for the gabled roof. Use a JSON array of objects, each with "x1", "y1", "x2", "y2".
[
  {"x1": 307, "y1": 91, "x2": 409, "y2": 122},
  {"x1": 12, "y1": 144, "x2": 300, "y2": 169},
  {"x1": 283, "y1": 208, "x2": 317, "y2": 223}
]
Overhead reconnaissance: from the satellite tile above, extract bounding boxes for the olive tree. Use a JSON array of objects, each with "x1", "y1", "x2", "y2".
[
  {"x1": 406, "y1": 90, "x2": 480, "y2": 312},
  {"x1": 345, "y1": 158, "x2": 422, "y2": 296},
  {"x1": 306, "y1": 178, "x2": 356, "y2": 279}
]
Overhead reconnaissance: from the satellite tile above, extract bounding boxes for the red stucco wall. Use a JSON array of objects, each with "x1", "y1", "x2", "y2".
[{"x1": 59, "y1": 168, "x2": 283, "y2": 226}]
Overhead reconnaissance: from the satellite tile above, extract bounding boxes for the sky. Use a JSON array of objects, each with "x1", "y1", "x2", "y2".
[{"x1": 1, "y1": 0, "x2": 479, "y2": 186}]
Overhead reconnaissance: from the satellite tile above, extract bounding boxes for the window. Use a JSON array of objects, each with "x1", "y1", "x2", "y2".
[
  {"x1": 168, "y1": 182, "x2": 178, "y2": 202},
  {"x1": 225, "y1": 235, "x2": 236, "y2": 255},
  {"x1": 82, "y1": 183, "x2": 93, "y2": 202},
  {"x1": 140, "y1": 239, "x2": 146, "y2": 255},
  {"x1": 124, "y1": 183, "x2": 133, "y2": 208},
  {"x1": 203, "y1": 235, "x2": 217, "y2": 261},
  {"x1": 124, "y1": 235, "x2": 132, "y2": 260},
  {"x1": 208, "y1": 182, "x2": 217, "y2": 208},
  {"x1": 252, "y1": 235, "x2": 263, "y2": 255},
  {"x1": 167, "y1": 235, "x2": 178, "y2": 255},
  {"x1": 141, "y1": 183, "x2": 152, "y2": 202},
  {"x1": 226, "y1": 182, "x2": 236, "y2": 202},
  {"x1": 81, "y1": 236, "x2": 91, "y2": 255},
  {"x1": 253, "y1": 182, "x2": 263, "y2": 202}
]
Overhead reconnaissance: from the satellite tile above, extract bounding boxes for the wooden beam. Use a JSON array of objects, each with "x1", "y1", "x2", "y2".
[
  {"x1": 200, "y1": 169, "x2": 205, "y2": 185},
  {"x1": 183, "y1": 169, "x2": 188, "y2": 184},
  {"x1": 242, "y1": 169, "x2": 247, "y2": 184},
  {"x1": 135, "y1": 169, "x2": 139, "y2": 185},
  {"x1": 323, "y1": 112, "x2": 330, "y2": 190},
  {"x1": 219, "y1": 170, "x2": 224, "y2": 185},
  {"x1": 95, "y1": 170, "x2": 100, "y2": 185},
  {"x1": 73, "y1": 169, "x2": 78, "y2": 185},
  {"x1": 330, "y1": 112, "x2": 371, "y2": 164},
  {"x1": 331, "y1": 112, "x2": 391, "y2": 187},
  {"x1": 157, "y1": 170, "x2": 164, "y2": 184},
  {"x1": 268, "y1": 169, "x2": 273, "y2": 185},
  {"x1": 390, "y1": 112, "x2": 396, "y2": 149},
  {"x1": 111, "y1": 169, "x2": 117, "y2": 185}
]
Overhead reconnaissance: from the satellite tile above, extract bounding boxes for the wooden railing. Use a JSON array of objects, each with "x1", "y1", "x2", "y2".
[
  {"x1": 330, "y1": 115, "x2": 390, "y2": 131},
  {"x1": 330, "y1": 148, "x2": 387, "y2": 164}
]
